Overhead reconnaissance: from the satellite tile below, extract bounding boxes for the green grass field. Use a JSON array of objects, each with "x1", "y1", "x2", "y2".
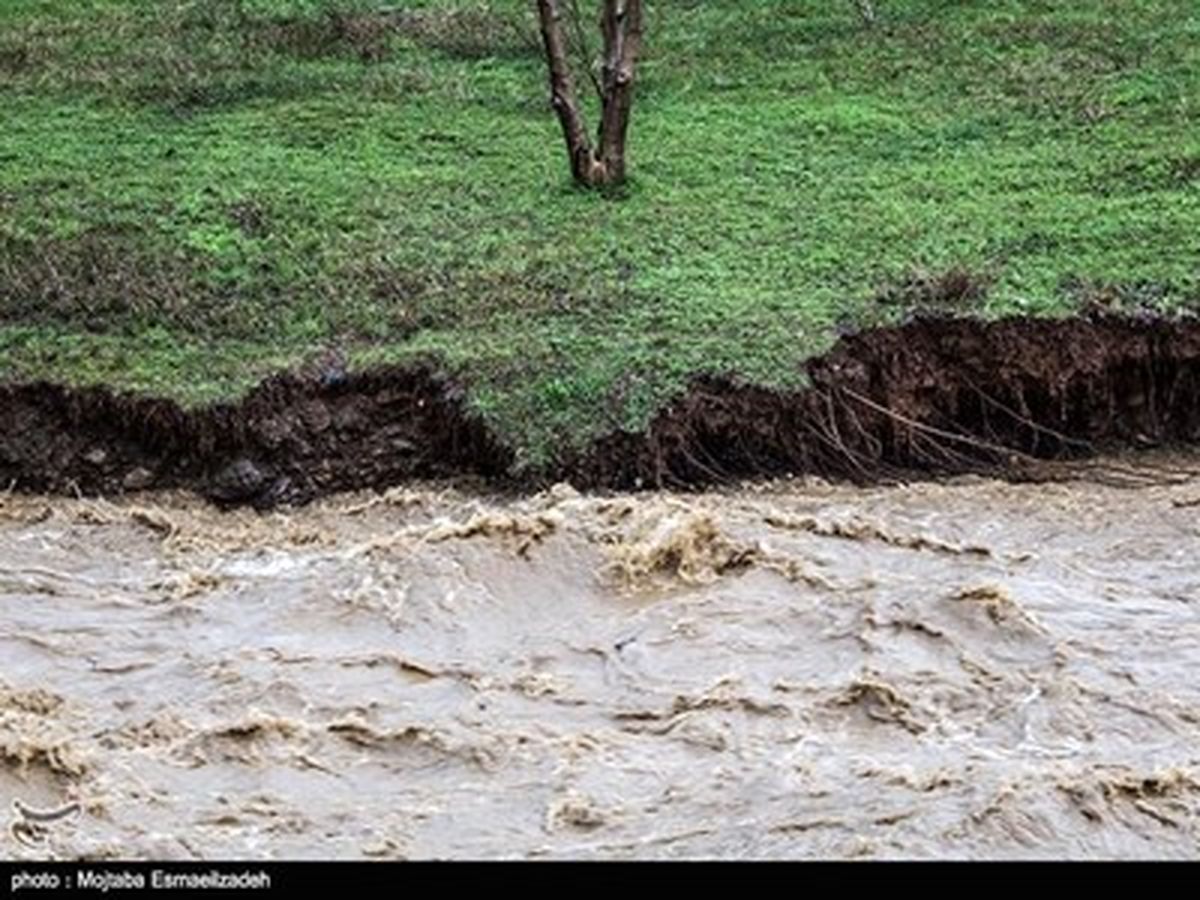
[{"x1": 1, "y1": 0, "x2": 1197, "y2": 466}]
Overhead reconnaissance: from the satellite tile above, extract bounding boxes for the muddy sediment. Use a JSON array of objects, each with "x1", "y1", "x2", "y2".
[
  {"x1": 574, "y1": 313, "x2": 1200, "y2": 489},
  {"x1": 0, "y1": 366, "x2": 511, "y2": 505},
  {"x1": 3, "y1": 315, "x2": 1200, "y2": 505},
  {"x1": 2, "y1": 462, "x2": 1199, "y2": 859}
]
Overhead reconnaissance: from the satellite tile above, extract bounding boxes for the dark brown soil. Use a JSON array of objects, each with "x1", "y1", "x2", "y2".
[
  {"x1": 571, "y1": 313, "x2": 1200, "y2": 489},
  {"x1": 0, "y1": 365, "x2": 511, "y2": 507},
  {"x1": 3, "y1": 314, "x2": 1200, "y2": 505}
]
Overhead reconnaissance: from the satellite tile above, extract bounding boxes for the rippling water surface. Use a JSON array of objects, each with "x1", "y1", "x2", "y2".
[{"x1": 3, "y1": 455, "x2": 1199, "y2": 859}]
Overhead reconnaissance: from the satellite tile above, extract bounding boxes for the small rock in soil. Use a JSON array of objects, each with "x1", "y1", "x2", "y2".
[
  {"x1": 122, "y1": 467, "x2": 156, "y2": 491},
  {"x1": 209, "y1": 459, "x2": 269, "y2": 503}
]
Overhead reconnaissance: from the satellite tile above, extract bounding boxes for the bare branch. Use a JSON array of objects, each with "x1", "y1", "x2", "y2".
[
  {"x1": 566, "y1": 0, "x2": 603, "y2": 101},
  {"x1": 596, "y1": 0, "x2": 643, "y2": 183}
]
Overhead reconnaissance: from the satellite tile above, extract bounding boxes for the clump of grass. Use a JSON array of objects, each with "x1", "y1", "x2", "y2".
[
  {"x1": 875, "y1": 266, "x2": 993, "y2": 312},
  {"x1": 0, "y1": 227, "x2": 198, "y2": 330},
  {"x1": 388, "y1": 4, "x2": 538, "y2": 61}
]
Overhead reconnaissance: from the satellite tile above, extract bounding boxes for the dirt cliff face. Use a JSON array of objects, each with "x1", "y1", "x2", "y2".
[
  {"x1": 0, "y1": 366, "x2": 510, "y2": 506},
  {"x1": 3, "y1": 315, "x2": 1200, "y2": 506},
  {"x1": 573, "y1": 314, "x2": 1200, "y2": 488}
]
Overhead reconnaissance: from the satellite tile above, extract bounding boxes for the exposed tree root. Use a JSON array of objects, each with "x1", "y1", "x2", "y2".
[{"x1": 2, "y1": 315, "x2": 1200, "y2": 506}]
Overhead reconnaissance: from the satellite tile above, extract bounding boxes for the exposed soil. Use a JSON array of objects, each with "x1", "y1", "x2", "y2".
[
  {"x1": 0, "y1": 366, "x2": 511, "y2": 507},
  {"x1": 573, "y1": 313, "x2": 1200, "y2": 489},
  {"x1": 3, "y1": 314, "x2": 1200, "y2": 506}
]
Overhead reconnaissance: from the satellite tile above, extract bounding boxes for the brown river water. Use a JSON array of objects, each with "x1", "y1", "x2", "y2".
[{"x1": 2, "y1": 454, "x2": 1200, "y2": 860}]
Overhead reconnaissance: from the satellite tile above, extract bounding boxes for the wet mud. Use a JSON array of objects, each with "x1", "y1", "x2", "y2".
[
  {"x1": 3, "y1": 315, "x2": 1200, "y2": 505},
  {"x1": 2, "y1": 453, "x2": 1199, "y2": 859}
]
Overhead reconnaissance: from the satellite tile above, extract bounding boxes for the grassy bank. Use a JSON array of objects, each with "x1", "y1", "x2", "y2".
[{"x1": 1, "y1": 0, "x2": 1197, "y2": 467}]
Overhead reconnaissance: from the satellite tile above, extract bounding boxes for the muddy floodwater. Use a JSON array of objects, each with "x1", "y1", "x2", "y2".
[{"x1": 2, "y1": 455, "x2": 1200, "y2": 859}]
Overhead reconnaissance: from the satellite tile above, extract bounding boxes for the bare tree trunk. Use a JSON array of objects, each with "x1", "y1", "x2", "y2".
[
  {"x1": 535, "y1": 0, "x2": 644, "y2": 188},
  {"x1": 597, "y1": 0, "x2": 643, "y2": 184},
  {"x1": 535, "y1": 0, "x2": 600, "y2": 185}
]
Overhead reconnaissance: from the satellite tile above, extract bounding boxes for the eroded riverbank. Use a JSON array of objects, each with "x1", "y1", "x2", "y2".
[{"x1": 5, "y1": 315, "x2": 1200, "y2": 505}]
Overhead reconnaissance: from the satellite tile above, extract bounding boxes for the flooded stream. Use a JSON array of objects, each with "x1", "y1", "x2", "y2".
[{"x1": 3, "y1": 454, "x2": 1199, "y2": 859}]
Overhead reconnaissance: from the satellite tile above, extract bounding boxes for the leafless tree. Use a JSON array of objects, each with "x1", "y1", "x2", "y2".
[{"x1": 535, "y1": 1, "x2": 644, "y2": 188}]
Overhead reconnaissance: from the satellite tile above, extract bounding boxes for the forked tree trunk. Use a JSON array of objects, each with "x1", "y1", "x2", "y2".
[{"x1": 536, "y1": 0, "x2": 644, "y2": 188}]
